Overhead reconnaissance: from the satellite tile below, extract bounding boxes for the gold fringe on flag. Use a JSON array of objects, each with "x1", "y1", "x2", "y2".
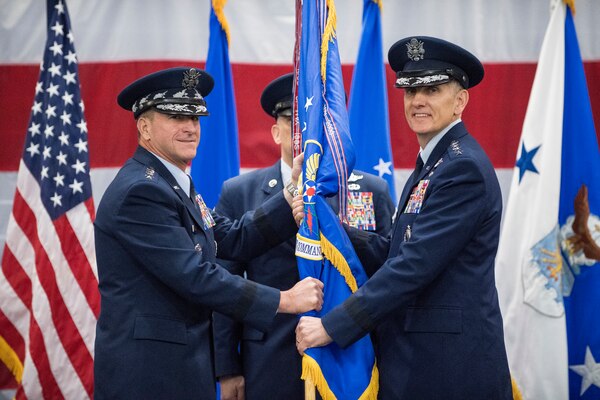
[
  {"x1": 371, "y1": 0, "x2": 383, "y2": 12},
  {"x1": 302, "y1": 355, "x2": 335, "y2": 400},
  {"x1": 0, "y1": 335, "x2": 23, "y2": 383},
  {"x1": 320, "y1": 0, "x2": 337, "y2": 82},
  {"x1": 302, "y1": 354, "x2": 379, "y2": 400},
  {"x1": 305, "y1": 232, "x2": 379, "y2": 399},
  {"x1": 511, "y1": 377, "x2": 523, "y2": 400},
  {"x1": 212, "y1": 0, "x2": 231, "y2": 46},
  {"x1": 358, "y1": 363, "x2": 379, "y2": 400},
  {"x1": 320, "y1": 233, "x2": 358, "y2": 293}
]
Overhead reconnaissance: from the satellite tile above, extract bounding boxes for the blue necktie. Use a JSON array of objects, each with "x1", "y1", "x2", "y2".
[{"x1": 411, "y1": 155, "x2": 424, "y2": 187}]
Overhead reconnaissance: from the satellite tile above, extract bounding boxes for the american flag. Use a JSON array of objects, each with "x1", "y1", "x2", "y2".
[{"x1": 0, "y1": 0, "x2": 99, "y2": 398}]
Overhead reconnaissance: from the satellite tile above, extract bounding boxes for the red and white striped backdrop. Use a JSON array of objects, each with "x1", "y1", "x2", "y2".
[{"x1": 2, "y1": 0, "x2": 600, "y2": 257}]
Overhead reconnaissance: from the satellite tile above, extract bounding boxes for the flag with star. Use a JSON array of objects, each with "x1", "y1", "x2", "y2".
[
  {"x1": 190, "y1": 0, "x2": 240, "y2": 208},
  {"x1": 294, "y1": 0, "x2": 378, "y2": 398},
  {"x1": 348, "y1": 0, "x2": 396, "y2": 201},
  {"x1": 495, "y1": 1, "x2": 600, "y2": 399},
  {"x1": 0, "y1": 0, "x2": 98, "y2": 398}
]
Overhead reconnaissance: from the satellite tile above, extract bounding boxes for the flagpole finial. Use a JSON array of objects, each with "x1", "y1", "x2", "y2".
[{"x1": 320, "y1": 0, "x2": 337, "y2": 82}]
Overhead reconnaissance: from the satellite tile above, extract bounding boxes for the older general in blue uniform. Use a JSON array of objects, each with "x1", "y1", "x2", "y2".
[
  {"x1": 212, "y1": 73, "x2": 395, "y2": 400},
  {"x1": 295, "y1": 37, "x2": 513, "y2": 399},
  {"x1": 93, "y1": 67, "x2": 323, "y2": 399}
]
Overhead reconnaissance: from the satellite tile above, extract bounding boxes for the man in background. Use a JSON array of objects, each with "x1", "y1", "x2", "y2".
[{"x1": 213, "y1": 73, "x2": 395, "y2": 400}]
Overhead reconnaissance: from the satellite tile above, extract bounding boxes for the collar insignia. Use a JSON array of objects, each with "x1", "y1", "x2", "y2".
[
  {"x1": 450, "y1": 140, "x2": 463, "y2": 155},
  {"x1": 145, "y1": 167, "x2": 155, "y2": 179}
]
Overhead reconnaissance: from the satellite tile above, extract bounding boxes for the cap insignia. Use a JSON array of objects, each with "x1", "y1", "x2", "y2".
[
  {"x1": 182, "y1": 68, "x2": 201, "y2": 89},
  {"x1": 406, "y1": 38, "x2": 425, "y2": 61}
]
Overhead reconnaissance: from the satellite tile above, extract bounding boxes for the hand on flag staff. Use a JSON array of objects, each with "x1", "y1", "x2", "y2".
[
  {"x1": 295, "y1": 316, "x2": 333, "y2": 355},
  {"x1": 278, "y1": 278, "x2": 324, "y2": 314}
]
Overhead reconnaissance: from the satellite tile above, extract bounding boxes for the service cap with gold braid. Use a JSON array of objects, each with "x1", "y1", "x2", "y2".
[
  {"x1": 117, "y1": 67, "x2": 214, "y2": 118},
  {"x1": 388, "y1": 36, "x2": 484, "y2": 89}
]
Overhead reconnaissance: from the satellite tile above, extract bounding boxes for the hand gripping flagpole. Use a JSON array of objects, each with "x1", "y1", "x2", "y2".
[
  {"x1": 293, "y1": 3, "x2": 316, "y2": 399},
  {"x1": 294, "y1": 0, "x2": 379, "y2": 398}
]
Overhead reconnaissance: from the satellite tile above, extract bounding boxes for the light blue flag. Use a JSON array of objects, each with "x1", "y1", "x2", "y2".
[
  {"x1": 191, "y1": 3, "x2": 239, "y2": 208},
  {"x1": 348, "y1": 0, "x2": 395, "y2": 201},
  {"x1": 295, "y1": 0, "x2": 378, "y2": 398},
  {"x1": 496, "y1": 3, "x2": 600, "y2": 399}
]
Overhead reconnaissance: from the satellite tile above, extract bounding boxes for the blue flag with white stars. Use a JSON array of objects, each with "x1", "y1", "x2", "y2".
[
  {"x1": 294, "y1": 0, "x2": 378, "y2": 398},
  {"x1": 348, "y1": 0, "x2": 396, "y2": 201},
  {"x1": 496, "y1": 3, "x2": 600, "y2": 399},
  {"x1": 24, "y1": 0, "x2": 92, "y2": 218}
]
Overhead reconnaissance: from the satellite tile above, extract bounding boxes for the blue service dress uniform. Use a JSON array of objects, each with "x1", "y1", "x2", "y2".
[
  {"x1": 322, "y1": 123, "x2": 512, "y2": 399},
  {"x1": 212, "y1": 160, "x2": 394, "y2": 400},
  {"x1": 93, "y1": 147, "x2": 298, "y2": 399}
]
